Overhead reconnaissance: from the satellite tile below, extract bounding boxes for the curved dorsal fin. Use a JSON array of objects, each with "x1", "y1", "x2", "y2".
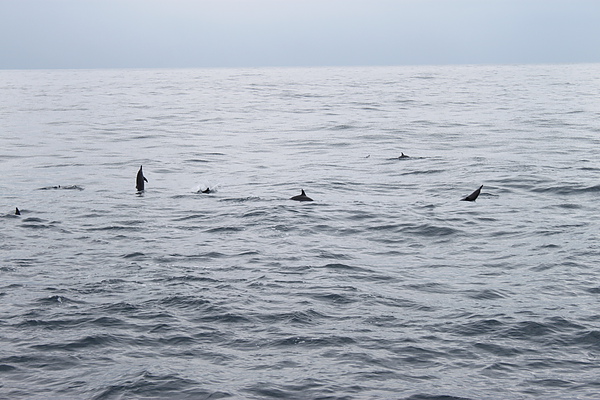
[{"x1": 462, "y1": 185, "x2": 483, "y2": 201}]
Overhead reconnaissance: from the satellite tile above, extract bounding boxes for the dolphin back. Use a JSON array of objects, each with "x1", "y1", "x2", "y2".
[{"x1": 291, "y1": 189, "x2": 313, "y2": 202}]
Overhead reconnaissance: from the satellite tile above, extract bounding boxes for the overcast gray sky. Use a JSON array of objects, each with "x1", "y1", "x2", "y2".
[{"x1": 1, "y1": 0, "x2": 599, "y2": 69}]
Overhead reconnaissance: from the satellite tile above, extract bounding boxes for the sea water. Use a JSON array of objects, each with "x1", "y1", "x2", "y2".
[{"x1": 1, "y1": 64, "x2": 599, "y2": 399}]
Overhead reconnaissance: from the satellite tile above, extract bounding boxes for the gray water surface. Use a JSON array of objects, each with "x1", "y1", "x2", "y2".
[{"x1": 1, "y1": 64, "x2": 600, "y2": 399}]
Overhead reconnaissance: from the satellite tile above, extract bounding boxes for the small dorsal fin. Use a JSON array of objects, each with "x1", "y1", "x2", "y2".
[
  {"x1": 462, "y1": 185, "x2": 483, "y2": 201},
  {"x1": 291, "y1": 189, "x2": 313, "y2": 201}
]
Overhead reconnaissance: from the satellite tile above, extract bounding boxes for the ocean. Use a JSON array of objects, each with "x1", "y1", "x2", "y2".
[{"x1": 1, "y1": 64, "x2": 599, "y2": 399}]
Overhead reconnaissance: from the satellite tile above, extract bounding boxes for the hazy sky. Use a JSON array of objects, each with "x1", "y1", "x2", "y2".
[{"x1": 1, "y1": 0, "x2": 599, "y2": 69}]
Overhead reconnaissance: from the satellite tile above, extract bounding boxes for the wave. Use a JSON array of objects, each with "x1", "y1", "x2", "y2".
[{"x1": 532, "y1": 184, "x2": 600, "y2": 195}]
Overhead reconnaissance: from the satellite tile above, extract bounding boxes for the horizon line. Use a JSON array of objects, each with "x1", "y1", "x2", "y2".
[{"x1": 1, "y1": 60, "x2": 598, "y2": 72}]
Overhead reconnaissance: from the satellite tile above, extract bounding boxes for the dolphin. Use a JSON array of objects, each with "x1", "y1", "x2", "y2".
[
  {"x1": 15, "y1": 207, "x2": 21, "y2": 215},
  {"x1": 461, "y1": 185, "x2": 483, "y2": 201},
  {"x1": 291, "y1": 189, "x2": 313, "y2": 202},
  {"x1": 201, "y1": 188, "x2": 211, "y2": 194},
  {"x1": 136, "y1": 165, "x2": 148, "y2": 191},
  {"x1": 38, "y1": 185, "x2": 84, "y2": 190},
  {"x1": 399, "y1": 152, "x2": 409, "y2": 158}
]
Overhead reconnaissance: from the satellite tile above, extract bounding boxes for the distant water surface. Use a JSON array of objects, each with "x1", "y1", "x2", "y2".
[{"x1": 1, "y1": 64, "x2": 600, "y2": 399}]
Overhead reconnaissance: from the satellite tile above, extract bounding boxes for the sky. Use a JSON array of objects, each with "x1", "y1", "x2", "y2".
[{"x1": 1, "y1": 0, "x2": 599, "y2": 69}]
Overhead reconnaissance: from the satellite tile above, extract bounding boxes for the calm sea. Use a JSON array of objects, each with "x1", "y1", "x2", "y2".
[{"x1": 1, "y1": 64, "x2": 599, "y2": 399}]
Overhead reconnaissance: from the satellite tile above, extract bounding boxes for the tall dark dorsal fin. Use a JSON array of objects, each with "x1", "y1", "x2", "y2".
[
  {"x1": 461, "y1": 185, "x2": 483, "y2": 201},
  {"x1": 136, "y1": 165, "x2": 148, "y2": 191}
]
